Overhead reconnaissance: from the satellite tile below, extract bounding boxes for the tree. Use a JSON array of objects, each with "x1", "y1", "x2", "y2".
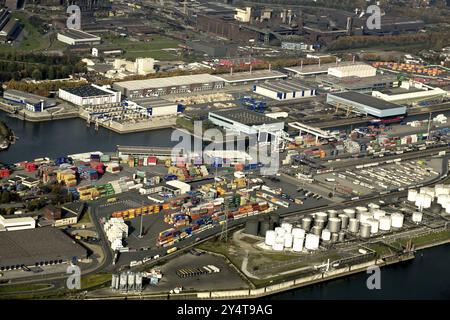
[
  {"x1": 32, "y1": 69, "x2": 42, "y2": 80},
  {"x1": 1, "y1": 191, "x2": 11, "y2": 203}
]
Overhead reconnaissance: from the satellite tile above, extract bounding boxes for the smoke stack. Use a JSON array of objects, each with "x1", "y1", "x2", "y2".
[
  {"x1": 352, "y1": 55, "x2": 355, "y2": 64},
  {"x1": 300, "y1": 60, "x2": 303, "y2": 70},
  {"x1": 230, "y1": 67, "x2": 233, "y2": 76},
  {"x1": 249, "y1": 65, "x2": 252, "y2": 74},
  {"x1": 269, "y1": 63, "x2": 272, "y2": 71}
]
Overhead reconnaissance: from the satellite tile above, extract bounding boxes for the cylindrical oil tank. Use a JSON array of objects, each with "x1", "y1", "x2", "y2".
[
  {"x1": 272, "y1": 242, "x2": 284, "y2": 251},
  {"x1": 284, "y1": 234, "x2": 293, "y2": 248},
  {"x1": 327, "y1": 210, "x2": 338, "y2": 218},
  {"x1": 368, "y1": 203, "x2": 380, "y2": 213},
  {"x1": 259, "y1": 220, "x2": 270, "y2": 237},
  {"x1": 275, "y1": 235, "x2": 285, "y2": 244},
  {"x1": 281, "y1": 222, "x2": 293, "y2": 234},
  {"x1": 348, "y1": 218, "x2": 360, "y2": 233},
  {"x1": 244, "y1": 218, "x2": 259, "y2": 236},
  {"x1": 358, "y1": 212, "x2": 373, "y2": 224},
  {"x1": 292, "y1": 237, "x2": 304, "y2": 252},
  {"x1": 265, "y1": 230, "x2": 276, "y2": 246},
  {"x1": 338, "y1": 231, "x2": 345, "y2": 242},
  {"x1": 339, "y1": 214, "x2": 349, "y2": 229},
  {"x1": 314, "y1": 219, "x2": 327, "y2": 229},
  {"x1": 360, "y1": 223, "x2": 371, "y2": 238},
  {"x1": 379, "y1": 216, "x2": 392, "y2": 231},
  {"x1": 372, "y1": 209, "x2": 386, "y2": 220},
  {"x1": 327, "y1": 217, "x2": 341, "y2": 233},
  {"x1": 391, "y1": 213, "x2": 404, "y2": 229},
  {"x1": 343, "y1": 208, "x2": 356, "y2": 218},
  {"x1": 356, "y1": 206, "x2": 368, "y2": 214},
  {"x1": 310, "y1": 226, "x2": 322, "y2": 236},
  {"x1": 301, "y1": 217, "x2": 312, "y2": 231},
  {"x1": 305, "y1": 234, "x2": 320, "y2": 250},
  {"x1": 367, "y1": 218, "x2": 379, "y2": 234},
  {"x1": 111, "y1": 274, "x2": 119, "y2": 290},
  {"x1": 314, "y1": 212, "x2": 328, "y2": 222},
  {"x1": 292, "y1": 228, "x2": 306, "y2": 238},
  {"x1": 407, "y1": 189, "x2": 418, "y2": 202},
  {"x1": 412, "y1": 211, "x2": 423, "y2": 223},
  {"x1": 275, "y1": 227, "x2": 286, "y2": 236},
  {"x1": 321, "y1": 229, "x2": 331, "y2": 241},
  {"x1": 331, "y1": 233, "x2": 339, "y2": 242}
]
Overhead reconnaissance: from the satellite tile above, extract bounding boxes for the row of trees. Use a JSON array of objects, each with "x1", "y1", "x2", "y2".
[{"x1": 4, "y1": 79, "x2": 88, "y2": 97}]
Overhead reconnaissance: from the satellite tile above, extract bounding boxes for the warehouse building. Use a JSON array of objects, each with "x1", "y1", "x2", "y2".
[
  {"x1": 327, "y1": 64, "x2": 376, "y2": 78},
  {"x1": 253, "y1": 79, "x2": 317, "y2": 100},
  {"x1": 0, "y1": 227, "x2": 87, "y2": 271},
  {"x1": 371, "y1": 80, "x2": 448, "y2": 105},
  {"x1": 316, "y1": 74, "x2": 400, "y2": 93},
  {"x1": 208, "y1": 108, "x2": 285, "y2": 137},
  {"x1": 123, "y1": 97, "x2": 185, "y2": 117},
  {"x1": 58, "y1": 84, "x2": 121, "y2": 106},
  {"x1": 113, "y1": 74, "x2": 224, "y2": 98},
  {"x1": 326, "y1": 91, "x2": 407, "y2": 118},
  {"x1": 3, "y1": 89, "x2": 57, "y2": 112},
  {"x1": 284, "y1": 61, "x2": 363, "y2": 77},
  {"x1": 57, "y1": 29, "x2": 101, "y2": 46},
  {"x1": 214, "y1": 69, "x2": 287, "y2": 85},
  {"x1": 0, "y1": 215, "x2": 35, "y2": 232}
]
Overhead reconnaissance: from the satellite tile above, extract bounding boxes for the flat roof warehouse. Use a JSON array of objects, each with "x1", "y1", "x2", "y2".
[
  {"x1": 210, "y1": 108, "x2": 281, "y2": 126},
  {"x1": 256, "y1": 80, "x2": 314, "y2": 93},
  {"x1": 62, "y1": 85, "x2": 115, "y2": 97},
  {"x1": 114, "y1": 74, "x2": 222, "y2": 91},
  {"x1": 329, "y1": 91, "x2": 402, "y2": 110},
  {"x1": 60, "y1": 29, "x2": 100, "y2": 40}
]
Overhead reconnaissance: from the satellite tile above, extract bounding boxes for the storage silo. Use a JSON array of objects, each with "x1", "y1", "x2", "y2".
[
  {"x1": 127, "y1": 272, "x2": 135, "y2": 291},
  {"x1": 310, "y1": 226, "x2": 322, "y2": 236},
  {"x1": 327, "y1": 217, "x2": 341, "y2": 233},
  {"x1": 339, "y1": 214, "x2": 349, "y2": 229},
  {"x1": 292, "y1": 237, "x2": 304, "y2": 252},
  {"x1": 284, "y1": 234, "x2": 294, "y2": 248},
  {"x1": 412, "y1": 211, "x2": 423, "y2": 223},
  {"x1": 111, "y1": 274, "x2": 119, "y2": 290},
  {"x1": 244, "y1": 218, "x2": 259, "y2": 236},
  {"x1": 315, "y1": 212, "x2": 328, "y2": 222},
  {"x1": 327, "y1": 210, "x2": 338, "y2": 218},
  {"x1": 272, "y1": 242, "x2": 284, "y2": 251},
  {"x1": 135, "y1": 273, "x2": 143, "y2": 291},
  {"x1": 367, "y1": 218, "x2": 379, "y2": 234},
  {"x1": 368, "y1": 203, "x2": 380, "y2": 213},
  {"x1": 407, "y1": 189, "x2": 418, "y2": 202},
  {"x1": 379, "y1": 216, "x2": 392, "y2": 231},
  {"x1": 359, "y1": 223, "x2": 371, "y2": 238},
  {"x1": 321, "y1": 229, "x2": 331, "y2": 241},
  {"x1": 275, "y1": 227, "x2": 286, "y2": 236},
  {"x1": 314, "y1": 219, "x2": 327, "y2": 229},
  {"x1": 343, "y1": 208, "x2": 356, "y2": 218},
  {"x1": 281, "y1": 222, "x2": 293, "y2": 234},
  {"x1": 372, "y1": 209, "x2": 386, "y2": 220},
  {"x1": 301, "y1": 217, "x2": 312, "y2": 231},
  {"x1": 265, "y1": 230, "x2": 276, "y2": 246},
  {"x1": 292, "y1": 228, "x2": 306, "y2": 238},
  {"x1": 359, "y1": 212, "x2": 373, "y2": 224},
  {"x1": 305, "y1": 234, "x2": 320, "y2": 250},
  {"x1": 119, "y1": 272, "x2": 128, "y2": 291},
  {"x1": 356, "y1": 206, "x2": 368, "y2": 214},
  {"x1": 348, "y1": 218, "x2": 360, "y2": 233},
  {"x1": 338, "y1": 231, "x2": 345, "y2": 242},
  {"x1": 391, "y1": 213, "x2": 404, "y2": 229},
  {"x1": 331, "y1": 233, "x2": 339, "y2": 242}
]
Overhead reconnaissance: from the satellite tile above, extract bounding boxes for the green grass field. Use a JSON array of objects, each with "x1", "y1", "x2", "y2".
[
  {"x1": 0, "y1": 283, "x2": 52, "y2": 294},
  {"x1": 80, "y1": 273, "x2": 111, "y2": 290}
]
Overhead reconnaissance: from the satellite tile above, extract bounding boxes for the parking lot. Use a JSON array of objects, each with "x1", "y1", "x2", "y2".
[{"x1": 316, "y1": 158, "x2": 442, "y2": 197}]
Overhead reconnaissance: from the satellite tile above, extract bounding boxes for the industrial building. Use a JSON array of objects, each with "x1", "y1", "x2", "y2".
[
  {"x1": 316, "y1": 74, "x2": 400, "y2": 93},
  {"x1": 0, "y1": 215, "x2": 35, "y2": 232},
  {"x1": 123, "y1": 97, "x2": 185, "y2": 117},
  {"x1": 371, "y1": 81, "x2": 448, "y2": 105},
  {"x1": 214, "y1": 69, "x2": 287, "y2": 85},
  {"x1": 284, "y1": 61, "x2": 365, "y2": 77},
  {"x1": 326, "y1": 91, "x2": 407, "y2": 118},
  {"x1": 113, "y1": 74, "x2": 224, "y2": 98},
  {"x1": 0, "y1": 8, "x2": 20, "y2": 43},
  {"x1": 58, "y1": 84, "x2": 121, "y2": 107},
  {"x1": 327, "y1": 64, "x2": 376, "y2": 78},
  {"x1": 208, "y1": 108, "x2": 285, "y2": 137},
  {"x1": 57, "y1": 29, "x2": 101, "y2": 46},
  {"x1": 0, "y1": 227, "x2": 87, "y2": 271},
  {"x1": 253, "y1": 79, "x2": 316, "y2": 100},
  {"x1": 3, "y1": 89, "x2": 57, "y2": 112}
]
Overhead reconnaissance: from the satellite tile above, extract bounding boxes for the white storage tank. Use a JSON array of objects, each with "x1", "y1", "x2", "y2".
[
  {"x1": 420, "y1": 187, "x2": 435, "y2": 198},
  {"x1": 372, "y1": 209, "x2": 386, "y2": 220},
  {"x1": 359, "y1": 223, "x2": 371, "y2": 238},
  {"x1": 314, "y1": 212, "x2": 328, "y2": 222},
  {"x1": 407, "y1": 189, "x2": 418, "y2": 202},
  {"x1": 292, "y1": 237, "x2": 304, "y2": 252},
  {"x1": 391, "y1": 213, "x2": 404, "y2": 229},
  {"x1": 348, "y1": 218, "x2": 360, "y2": 233},
  {"x1": 367, "y1": 218, "x2": 379, "y2": 234},
  {"x1": 327, "y1": 217, "x2": 341, "y2": 233},
  {"x1": 339, "y1": 214, "x2": 349, "y2": 229},
  {"x1": 415, "y1": 193, "x2": 432, "y2": 209},
  {"x1": 292, "y1": 228, "x2": 306, "y2": 238},
  {"x1": 281, "y1": 222, "x2": 293, "y2": 234},
  {"x1": 305, "y1": 234, "x2": 320, "y2": 250},
  {"x1": 275, "y1": 227, "x2": 286, "y2": 236},
  {"x1": 343, "y1": 208, "x2": 356, "y2": 218},
  {"x1": 272, "y1": 242, "x2": 284, "y2": 251},
  {"x1": 359, "y1": 212, "x2": 373, "y2": 224},
  {"x1": 275, "y1": 236, "x2": 285, "y2": 244},
  {"x1": 412, "y1": 211, "x2": 423, "y2": 223},
  {"x1": 265, "y1": 230, "x2": 276, "y2": 246},
  {"x1": 321, "y1": 229, "x2": 331, "y2": 241},
  {"x1": 368, "y1": 203, "x2": 380, "y2": 213},
  {"x1": 284, "y1": 234, "x2": 294, "y2": 248},
  {"x1": 327, "y1": 210, "x2": 338, "y2": 218},
  {"x1": 356, "y1": 206, "x2": 368, "y2": 214},
  {"x1": 379, "y1": 216, "x2": 392, "y2": 231}
]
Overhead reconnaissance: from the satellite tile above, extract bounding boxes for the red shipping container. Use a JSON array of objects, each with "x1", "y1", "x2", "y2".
[{"x1": 0, "y1": 168, "x2": 10, "y2": 177}]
